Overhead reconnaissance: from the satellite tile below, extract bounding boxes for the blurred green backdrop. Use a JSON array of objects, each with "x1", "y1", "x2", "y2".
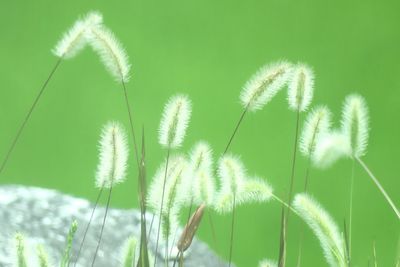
[{"x1": 0, "y1": 0, "x2": 399, "y2": 266}]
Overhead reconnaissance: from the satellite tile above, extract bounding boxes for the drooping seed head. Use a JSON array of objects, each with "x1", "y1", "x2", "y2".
[
  {"x1": 238, "y1": 177, "x2": 273, "y2": 204},
  {"x1": 312, "y1": 131, "x2": 351, "y2": 169},
  {"x1": 240, "y1": 61, "x2": 293, "y2": 112},
  {"x1": 299, "y1": 106, "x2": 332, "y2": 158},
  {"x1": 287, "y1": 63, "x2": 314, "y2": 112},
  {"x1": 293, "y1": 193, "x2": 347, "y2": 267},
  {"x1": 95, "y1": 122, "x2": 129, "y2": 188},
  {"x1": 341, "y1": 94, "x2": 369, "y2": 158},
  {"x1": 53, "y1": 11, "x2": 103, "y2": 59},
  {"x1": 158, "y1": 95, "x2": 192, "y2": 148},
  {"x1": 87, "y1": 24, "x2": 131, "y2": 82}
]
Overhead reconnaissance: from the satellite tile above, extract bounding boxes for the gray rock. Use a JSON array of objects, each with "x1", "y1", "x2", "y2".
[{"x1": 0, "y1": 185, "x2": 230, "y2": 267}]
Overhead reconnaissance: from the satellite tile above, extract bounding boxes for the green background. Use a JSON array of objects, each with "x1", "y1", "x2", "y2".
[{"x1": 0, "y1": 0, "x2": 399, "y2": 266}]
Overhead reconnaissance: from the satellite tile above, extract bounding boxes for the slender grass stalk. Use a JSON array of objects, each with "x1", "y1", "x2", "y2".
[
  {"x1": 356, "y1": 157, "x2": 400, "y2": 220},
  {"x1": 228, "y1": 193, "x2": 236, "y2": 267},
  {"x1": 348, "y1": 160, "x2": 355, "y2": 259},
  {"x1": 373, "y1": 241, "x2": 377, "y2": 267},
  {"x1": 278, "y1": 206, "x2": 286, "y2": 267},
  {"x1": 0, "y1": 58, "x2": 62, "y2": 176},
  {"x1": 280, "y1": 108, "x2": 301, "y2": 267},
  {"x1": 72, "y1": 186, "x2": 104, "y2": 267},
  {"x1": 137, "y1": 126, "x2": 150, "y2": 267},
  {"x1": 153, "y1": 148, "x2": 171, "y2": 267},
  {"x1": 91, "y1": 185, "x2": 113, "y2": 267},
  {"x1": 223, "y1": 106, "x2": 248, "y2": 155},
  {"x1": 122, "y1": 80, "x2": 140, "y2": 168},
  {"x1": 342, "y1": 220, "x2": 350, "y2": 266},
  {"x1": 61, "y1": 220, "x2": 78, "y2": 267}
]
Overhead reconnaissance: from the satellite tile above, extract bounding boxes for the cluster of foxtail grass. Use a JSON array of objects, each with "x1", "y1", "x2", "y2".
[{"x1": 3, "y1": 10, "x2": 399, "y2": 267}]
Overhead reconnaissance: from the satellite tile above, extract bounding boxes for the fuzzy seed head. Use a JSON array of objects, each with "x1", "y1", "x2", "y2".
[
  {"x1": 185, "y1": 141, "x2": 215, "y2": 206},
  {"x1": 87, "y1": 24, "x2": 131, "y2": 82},
  {"x1": 238, "y1": 177, "x2": 273, "y2": 204},
  {"x1": 147, "y1": 155, "x2": 189, "y2": 240},
  {"x1": 300, "y1": 106, "x2": 332, "y2": 157},
  {"x1": 341, "y1": 94, "x2": 369, "y2": 158},
  {"x1": 293, "y1": 193, "x2": 347, "y2": 267},
  {"x1": 288, "y1": 63, "x2": 314, "y2": 112},
  {"x1": 53, "y1": 11, "x2": 103, "y2": 59},
  {"x1": 259, "y1": 259, "x2": 277, "y2": 267},
  {"x1": 95, "y1": 122, "x2": 129, "y2": 188},
  {"x1": 240, "y1": 61, "x2": 293, "y2": 112},
  {"x1": 312, "y1": 131, "x2": 351, "y2": 169},
  {"x1": 215, "y1": 156, "x2": 272, "y2": 213},
  {"x1": 189, "y1": 141, "x2": 213, "y2": 173},
  {"x1": 159, "y1": 95, "x2": 192, "y2": 148}
]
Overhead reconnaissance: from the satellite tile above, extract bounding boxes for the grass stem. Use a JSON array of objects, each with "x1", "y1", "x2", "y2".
[
  {"x1": 349, "y1": 159, "x2": 355, "y2": 260},
  {"x1": 91, "y1": 185, "x2": 113, "y2": 267},
  {"x1": 228, "y1": 194, "x2": 236, "y2": 267},
  {"x1": 356, "y1": 157, "x2": 400, "y2": 220},
  {"x1": 223, "y1": 106, "x2": 248, "y2": 155},
  {"x1": 72, "y1": 186, "x2": 104, "y2": 267},
  {"x1": 0, "y1": 58, "x2": 62, "y2": 176},
  {"x1": 153, "y1": 148, "x2": 171, "y2": 267}
]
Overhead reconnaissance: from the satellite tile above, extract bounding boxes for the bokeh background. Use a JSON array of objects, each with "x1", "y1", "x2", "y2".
[{"x1": 0, "y1": 0, "x2": 399, "y2": 266}]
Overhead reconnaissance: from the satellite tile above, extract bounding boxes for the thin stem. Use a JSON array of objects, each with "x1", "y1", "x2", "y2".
[
  {"x1": 228, "y1": 194, "x2": 236, "y2": 267},
  {"x1": 0, "y1": 58, "x2": 62, "y2": 175},
  {"x1": 208, "y1": 211, "x2": 218, "y2": 249},
  {"x1": 154, "y1": 148, "x2": 171, "y2": 267},
  {"x1": 172, "y1": 251, "x2": 181, "y2": 267},
  {"x1": 349, "y1": 159, "x2": 355, "y2": 260},
  {"x1": 147, "y1": 213, "x2": 155, "y2": 240},
  {"x1": 287, "y1": 109, "x2": 301, "y2": 213},
  {"x1": 72, "y1": 186, "x2": 104, "y2": 267},
  {"x1": 223, "y1": 106, "x2": 248, "y2": 155},
  {"x1": 271, "y1": 194, "x2": 299, "y2": 216},
  {"x1": 122, "y1": 80, "x2": 140, "y2": 169},
  {"x1": 281, "y1": 109, "x2": 301, "y2": 267},
  {"x1": 373, "y1": 240, "x2": 377, "y2": 267},
  {"x1": 356, "y1": 157, "x2": 400, "y2": 220},
  {"x1": 91, "y1": 185, "x2": 113, "y2": 267},
  {"x1": 296, "y1": 157, "x2": 312, "y2": 267}
]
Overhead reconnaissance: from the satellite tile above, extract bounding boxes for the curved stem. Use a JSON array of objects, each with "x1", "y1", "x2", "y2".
[{"x1": 356, "y1": 157, "x2": 400, "y2": 220}]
